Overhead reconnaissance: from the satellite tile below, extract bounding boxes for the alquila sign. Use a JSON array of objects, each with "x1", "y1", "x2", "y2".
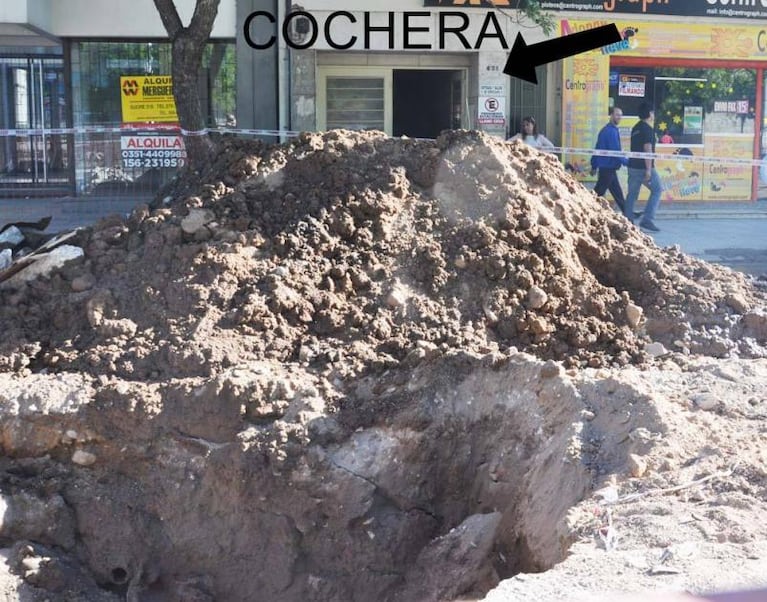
[{"x1": 424, "y1": 0, "x2": 767, "y2": 19}]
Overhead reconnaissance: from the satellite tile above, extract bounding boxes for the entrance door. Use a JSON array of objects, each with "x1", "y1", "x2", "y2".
[
  {"x1": 393, "y1": 69, "x2": 462, "y2": 139},
  {"x1": 0, "y1": 56, "x2": 70, "y2": 195}
]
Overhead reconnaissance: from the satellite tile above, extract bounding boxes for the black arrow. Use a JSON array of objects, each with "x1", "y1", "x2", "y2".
[{"x1": 503, "y1": 24, "x2": 622, "y2": 84}]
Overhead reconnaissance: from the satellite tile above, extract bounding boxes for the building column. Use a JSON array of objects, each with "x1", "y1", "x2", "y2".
[{"x1": 236, "y1": 0, "x2": 279, "y2": 134}]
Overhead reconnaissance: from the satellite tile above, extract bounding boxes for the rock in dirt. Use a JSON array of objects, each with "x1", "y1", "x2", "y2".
[
  {"x1": 71, "y1": 273, "x2": 96, "y2": 292},
  {"x1": 626, "y1": 303, "x2": 643, "y2": 328},
  {"x1": 645, "y1": 341, "x2": 669, "y2": 358},
  {"x1": 692, "y1": 392, "x2": 719, "y2": 411},
  {"x1": 4, "y1": 244, "x2": 84, "y2": 286},
  {"x1": 71, "y1": 450, "x2": 97, "y2": 466},
  {"x1": 628, "y1": 453, "x2": 648, "y2": 478},
  {"x1": 400, "y1": 512, "x2": 502, "y2": 602},
  {"x1": 0, "y1": 225, "x2": 24, "y2": 247},
  {"x1": 0, "y1": 248, "x2": 11, "y2": 270},
  {"x1": 180, "y1": 207, "x2": 216, "y2": 236}
]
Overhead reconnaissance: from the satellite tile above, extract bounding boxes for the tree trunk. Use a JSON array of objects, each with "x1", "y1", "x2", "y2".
[
  {"x1": 171, "y1": 36, "x2": 215, "y2": 172},
  {"x1": 153, "y1": 0, "x2": 220, "y2": 173}
]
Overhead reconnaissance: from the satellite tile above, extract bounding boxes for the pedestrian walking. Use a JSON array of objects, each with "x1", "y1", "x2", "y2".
[
  {"x1": 508, "y1": 116, "x2": 555, "y2": 152},
  {"x1": 590, "y1": 106, "x2": 629, "y2": 213},
  {"x1": 625, "y1": 102, "x2": 663, "y2": 232}
]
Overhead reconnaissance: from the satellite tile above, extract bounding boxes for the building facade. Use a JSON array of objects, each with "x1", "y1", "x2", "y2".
[
  {"x1": 240, "y1": 0, "x2": 555, "y2": 141},
  {"x1": 0, "y1": 0, "x2": 237, "y2": 196},
  {"x1": 556, "y1": 3, "x2": 767, "y2": 202},
  {"x1": 3, "y1": 0, "x2": 767, "y2": 200}
]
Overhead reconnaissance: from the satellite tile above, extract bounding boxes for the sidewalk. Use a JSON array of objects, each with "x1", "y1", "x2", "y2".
[
  {"x1": 0, "y1": 196, "x2": 151, "y2": 233},
  {"x1": 656, "y1": 200, "x2": 767, "y2": 219}
]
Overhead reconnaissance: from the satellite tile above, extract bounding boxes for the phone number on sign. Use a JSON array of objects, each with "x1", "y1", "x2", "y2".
[
  {"x1": 123, "y1": 157, "x2": 186, "y2": 168},
  {"x1": 121, "y1": 149, "x2": 186, "y2": 159}
]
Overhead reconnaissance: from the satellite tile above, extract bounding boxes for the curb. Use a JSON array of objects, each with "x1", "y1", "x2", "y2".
[{"x1": 656, "y1": 211, "x2": 767, "y2": 219}]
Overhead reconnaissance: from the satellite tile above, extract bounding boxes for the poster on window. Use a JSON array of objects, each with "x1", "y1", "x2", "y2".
[
  {"x1": 655, "y1": 145, "x2": 704, "y2": 202},
  {"x1": 120, "y1": 75, "x2": 178, "y2": 124},
  {"x1": 120, "y1": 132, "x2": 186, "y2": 169},
  {"x1": 560, "y1": 50, "x2": 610, "y2": 182},
  {"x1": 683, "y1": 106, "x2": 703, "y2": 134},
  {"x1": 702, "y1": 134, "x2": 752, "y2": 201},
  {"x1": 618, "y1": 74, "x2": 645, "y2": 97}
]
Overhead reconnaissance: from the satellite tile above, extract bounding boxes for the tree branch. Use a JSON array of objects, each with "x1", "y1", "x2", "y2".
[
  {"x1": 153, "y1": 0, "x2": 184, "y2": 39},
  {"x1": 189, "y1": 0, "x2": 220, "y2": 38}
]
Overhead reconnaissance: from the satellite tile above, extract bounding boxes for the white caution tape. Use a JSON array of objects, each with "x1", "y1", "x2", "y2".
[
  {"x1": 0, "y1": 125, "x2": 301, "y2": 138},
  {"x1": 551, "y1": 146, "x2": 766, "y2": 168},
  {"x1": 0, "y1": 126, "x2": 764, "y2": 168}
]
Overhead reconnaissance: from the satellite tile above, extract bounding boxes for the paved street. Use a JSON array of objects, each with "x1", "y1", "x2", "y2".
[{"x1": 649, "y1": 216, "x2": 767, "y2": 276}]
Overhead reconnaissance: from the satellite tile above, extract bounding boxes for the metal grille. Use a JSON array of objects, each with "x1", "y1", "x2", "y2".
[
  {"x1": 69, "y1": 40, "x2": 236, "y2": 194},
  {"x1": 326, "y1": 77, "x2": 385, "y2": 131},
  {"x1": 507, "y1": 64, "x2": 549, "y2": 140},
  {"x1": 0, "y1": 56, "x2": 71, "y2": 196}
]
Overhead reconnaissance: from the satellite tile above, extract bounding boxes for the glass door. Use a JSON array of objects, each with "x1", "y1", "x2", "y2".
[{"x1": 0, "y1": 56, "x2": 69, "y2": 192}]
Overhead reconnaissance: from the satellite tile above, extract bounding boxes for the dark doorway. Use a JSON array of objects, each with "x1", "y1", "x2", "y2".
[{"x1": 393, "y1": 69, "x2": 461, "y2": 138}]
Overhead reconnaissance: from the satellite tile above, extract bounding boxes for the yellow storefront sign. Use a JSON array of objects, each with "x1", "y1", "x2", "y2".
[
  {"x1": 120, "y1": 75, "x2": 178, "y2": 124},
  {"x1": 613, "y1": 21, "x2": 767, "y2": 61},
  {"x1": 560, "y1": 18, "x2": 762, "y2": 201}
]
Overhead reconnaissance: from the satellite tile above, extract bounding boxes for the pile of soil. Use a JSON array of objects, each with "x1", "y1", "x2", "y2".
[
  {"x1": 1, "y1": 130, "x2": 764, "y2": 379},
  {"x1": 0, "y1": 130, "x2": 766, "y2": 602}
]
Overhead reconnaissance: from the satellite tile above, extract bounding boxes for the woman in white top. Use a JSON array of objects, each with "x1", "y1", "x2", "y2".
[{"x1": 507, "y1": 116, "x2": 555, "y2": 151}]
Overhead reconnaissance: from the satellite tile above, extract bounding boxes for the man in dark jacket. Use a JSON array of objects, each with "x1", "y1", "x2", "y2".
[
  {"x1": 626, "y1": 102, "x2": 663, "y2": 231},
  {"x1": 591, "y1": 106, "x2": 629, "y2": 213}
]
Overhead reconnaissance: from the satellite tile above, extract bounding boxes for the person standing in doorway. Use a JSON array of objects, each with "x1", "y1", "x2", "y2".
[
  {"x1": 590, "y1": 106, "x2": 629, "y2": 214},
  {"x1": 625, "y1": 102, "x2": 663, "y2": 232},
  {"x1": 508, "y1": 116, "x2": 555, "y2": 152}
]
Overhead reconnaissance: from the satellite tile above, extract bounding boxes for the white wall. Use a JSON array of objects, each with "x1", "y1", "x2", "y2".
[
  {"x1": 49, "y1": 0, "x2": 236, "y2": 38},
  {"x1": 26, "y1": 0, "x2": 51, "y2": 32},
  {"x1": 0, "y1": 0, "x2": 29, "y2": 23}
]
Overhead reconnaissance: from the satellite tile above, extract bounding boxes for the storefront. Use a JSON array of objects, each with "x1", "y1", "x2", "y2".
[
  {"x1": 287, "y1": 1, "x2": 554, "y2": 143},
  {"x1": 1, "y1": 0, "x2": 237, "y2": 196},
  {"x1": 560, "y1": 17, "x2": 767, "y2": 202}
]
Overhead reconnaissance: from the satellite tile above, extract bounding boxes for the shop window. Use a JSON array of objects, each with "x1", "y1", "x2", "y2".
[
  {"x1": 71, "y1": 40, "x2": 235, "y2": 127},
  {"x1": 69, "y1": 40, "x2": 235, "y2": 194},
  {"x1": 611, "y1": 62, "x2": 757, "y2": 201},
  {"x1": 652, "y1": 68, "x2": 754, "y2": 145}
]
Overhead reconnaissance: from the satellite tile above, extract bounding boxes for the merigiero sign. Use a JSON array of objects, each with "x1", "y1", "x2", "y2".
[{"x1": 424, "y1": 0, "x2": 767, "y2": 18}]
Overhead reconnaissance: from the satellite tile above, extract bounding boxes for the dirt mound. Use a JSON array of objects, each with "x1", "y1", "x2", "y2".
[
  {"x1": 1, "y1": 130, "x2": 764, "y2": 379},
  {"x1": 1, "y1": 130, "x2": 766, "y2": 602}
]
